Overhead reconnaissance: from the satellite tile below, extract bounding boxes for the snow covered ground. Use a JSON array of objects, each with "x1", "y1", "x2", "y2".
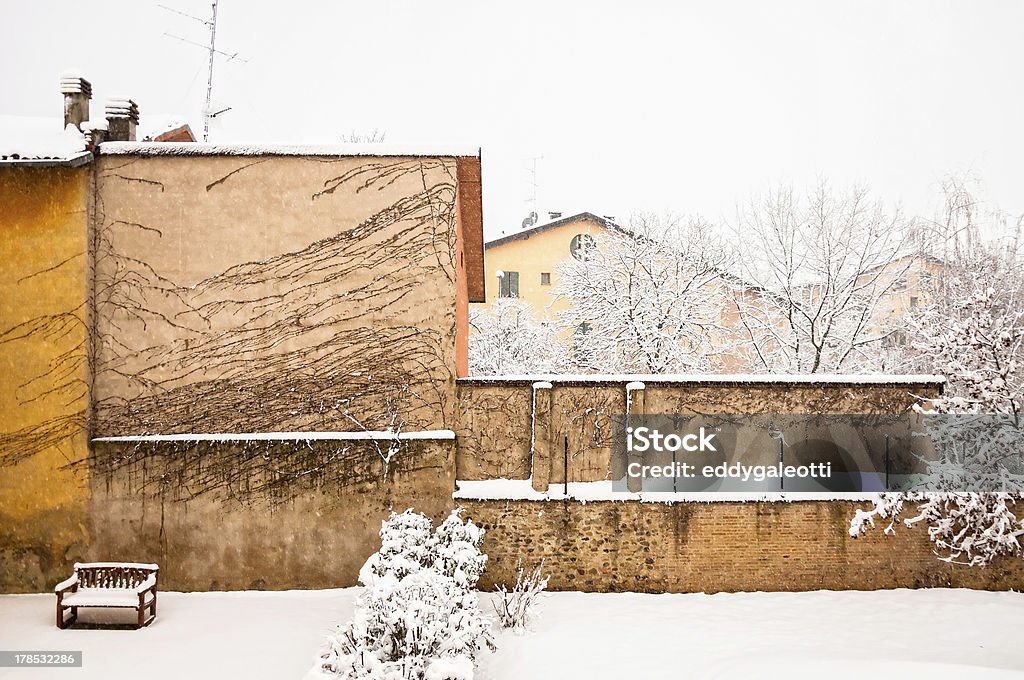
[{"x1": 1, "y1": 588, "x2": 1022, "y2": 679}]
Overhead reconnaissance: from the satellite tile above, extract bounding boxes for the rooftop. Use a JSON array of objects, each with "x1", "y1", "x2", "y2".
[
  {"x1": 98, "y1": 141, "x2": 481, "y2": 157},
  {"x1": 0, "y1": 115, "x2": 89, "y2": 164},
  {"x1": 486, "y1": 211, "x2": 625, "y2": 248}
]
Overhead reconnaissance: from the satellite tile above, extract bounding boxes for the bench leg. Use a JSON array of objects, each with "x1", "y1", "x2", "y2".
[
  {"x1": 56, "y1": 604, "x2": 76, "y2": 629},
  {"x1": 137, "y1": 605, "x2": 145, "y2": 629}
]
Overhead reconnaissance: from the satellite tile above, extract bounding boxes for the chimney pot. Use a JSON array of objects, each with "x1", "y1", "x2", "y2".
[
  {"x1": 105, "y1": 98, "x2": 140, "y2": 142},
  {"x1": 61, "y1": 74, "x2": 92, "y2": 131}
]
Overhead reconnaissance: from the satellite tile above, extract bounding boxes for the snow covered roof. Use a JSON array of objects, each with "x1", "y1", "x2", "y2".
[
  {"x1": 460, "y1": 374, "x2": 946, "y2": 387},
  {"x1": 99, "y1": 142, "x2": 481, "y2": 158},
  {"x1": 486, "y1": 211, "x2": 627, "y2": 248},
  {"x1": 0, "y1": 115, "x2": 91, "y2": 165}
]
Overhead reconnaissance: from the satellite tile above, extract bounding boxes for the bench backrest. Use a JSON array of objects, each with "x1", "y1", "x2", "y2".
[{"x1": 74, "y1": 563, "x2": 159, "y2": 589}]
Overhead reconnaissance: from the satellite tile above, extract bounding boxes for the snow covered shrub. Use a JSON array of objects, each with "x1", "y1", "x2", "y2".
[
  {"x1": 318, "y1": 509, "x2": 495, "y2": 680},
  {"x1": 359, "y1": 509, "x2": 435, "y2": 587},
  {"x1": 432, "y1": 510, "x2": 488, "y2": 590},
  {"x1": 493, "y1": 560, "x2": 549, "y2": 630}
]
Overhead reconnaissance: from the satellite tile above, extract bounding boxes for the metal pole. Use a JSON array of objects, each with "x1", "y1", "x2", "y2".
[
  {"x1": 203, "y1": 0, "x2": 219, "y2": 142},
  {"x1": 563, "y1": 435, "x2": 568, "y2": 496}
]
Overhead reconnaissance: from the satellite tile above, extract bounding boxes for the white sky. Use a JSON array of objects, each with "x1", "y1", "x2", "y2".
[{"x1": 2, "y1": 0, "x2": 1023, "y2": 240}]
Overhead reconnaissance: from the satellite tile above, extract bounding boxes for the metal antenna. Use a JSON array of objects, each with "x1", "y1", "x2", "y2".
[
  {"x1": 525, "y1": 154, "x2": 543, "y2": 216},
  {"x1": 203, "y1": 0, "x2": 218, "y2": 142},
  {"x1": 160, "y1": 1, "x2": 245, "y2": 141}
]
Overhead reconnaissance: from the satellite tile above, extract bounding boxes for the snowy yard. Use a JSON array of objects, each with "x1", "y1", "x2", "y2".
[{"x1": 1, "y1": 587, "x2": 1022, "y2": 679}]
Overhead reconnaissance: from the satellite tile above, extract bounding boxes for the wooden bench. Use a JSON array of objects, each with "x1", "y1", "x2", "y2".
[{"x1": 55, "y1": 562, "x2": 159, "y2": 629}]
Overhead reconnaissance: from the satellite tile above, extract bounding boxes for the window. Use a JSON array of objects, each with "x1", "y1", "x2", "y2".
[
  {"x1": 910, "y1": 296, "x2": 919, "y2": 308},
  {"x1": 569, "y1": 234, "x2": 597, "y2": 260},
  {"x1": 498, "y1": 271, "x2": 519, "y2": 298},
  {"x1": 893, "y1": 277, "x2": 907, "y2": 291},
  {"x1": 540, "y1": 272, "x2": 551, "y2": 286}
]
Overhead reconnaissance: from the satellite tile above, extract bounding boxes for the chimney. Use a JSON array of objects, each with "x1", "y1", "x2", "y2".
[
  {"x1": 60, "y1": 74, "x2": 92, "y2": 131},
  {"x1": 105, "y1": 98, "x2": 140, "y2": 142},
  {"x1": 548, "y1": 211, "x2": 562, "y2": 220}
]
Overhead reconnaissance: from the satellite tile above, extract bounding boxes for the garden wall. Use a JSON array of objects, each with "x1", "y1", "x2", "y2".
[
  {"x1": 85, "y1": 437, "x2": 456, "y2": 592},
  {"x1": 463, "y1": 499, "x2": 1024, "y2": 593},
  {"x1": 454, "y1": 377, "x2": 945, "y2": 487}
]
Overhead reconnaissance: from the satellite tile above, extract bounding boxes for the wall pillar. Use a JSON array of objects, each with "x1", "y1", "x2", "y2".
[
  {"x1": 626, "y1": 381, "x2": 646, "y2": 492},
  {"x1": 531, "y1": 381, "x2": 553, "y2": 492}
]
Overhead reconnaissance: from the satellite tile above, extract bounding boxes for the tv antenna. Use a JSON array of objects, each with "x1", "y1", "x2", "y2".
[
  {"x1": 160, "y1": 1, "x2": 247, "y2": 141},
  {"x1": 524, "y1": 154, "x2": 543, "y2": 226}
]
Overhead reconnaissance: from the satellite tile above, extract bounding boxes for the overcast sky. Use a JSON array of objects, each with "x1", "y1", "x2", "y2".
[{"x1": 3, "y1": 0, "x2": 1023, "y2": 239}]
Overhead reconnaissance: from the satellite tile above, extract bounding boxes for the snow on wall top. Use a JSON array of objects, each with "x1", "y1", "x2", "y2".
[
  {"x1": 92, "y1": 430, "x2": 455, "y2": 442},
  {"x1": 453, "y1": 478, "x2": 880, "y2": 504},
  {"x1": 460, "y1": 373, "x2": 946, "y2": 386},
  {"x1": 0, "y1": 115, "x2": 89, "y2": 162},
  {"x1": 99, "y1": 141, "x2": 481, "y2": 158}
]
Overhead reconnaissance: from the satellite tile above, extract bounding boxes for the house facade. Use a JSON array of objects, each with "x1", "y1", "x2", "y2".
[{"x1": 479, "y1": 212, "x2": 611, "y2": 319}]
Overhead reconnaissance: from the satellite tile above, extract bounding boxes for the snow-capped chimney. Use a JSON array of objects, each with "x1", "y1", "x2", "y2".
[
  {"x1": 60, "y1": 74, "x2": 91, "y2": 131},
  {"x1": 105, "y1": 98, "x2": 139, "y2": 142}
]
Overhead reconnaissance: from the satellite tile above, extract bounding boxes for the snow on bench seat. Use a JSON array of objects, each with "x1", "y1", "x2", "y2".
[{"x1": 62, "y1": 588, "x2": 156, "y2": 608}]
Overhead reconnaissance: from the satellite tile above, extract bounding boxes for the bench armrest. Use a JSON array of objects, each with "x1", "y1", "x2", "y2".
[
  {"x1": 132, "y1": 575, "x2": 158, "y2": 594},
  {"x1": 54, "y1": 574, "x2": 79, "y2": 594}
]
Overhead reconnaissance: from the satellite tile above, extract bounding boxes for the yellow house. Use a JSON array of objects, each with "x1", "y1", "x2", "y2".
[{"x1": 479, "y1": 212, "x2": 615, "y2": 320}]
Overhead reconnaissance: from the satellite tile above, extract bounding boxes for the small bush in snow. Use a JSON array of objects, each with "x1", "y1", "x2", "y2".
[
  {"x1": 318, "y1": 508, "x2": 495, "y2": 680},
  {"x1": 493, "y1": 560, "x2": 549, "y2": 630}
]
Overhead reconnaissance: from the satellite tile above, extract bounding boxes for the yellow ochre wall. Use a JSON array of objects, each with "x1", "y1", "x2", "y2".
[
  {"x1": 478, "y1": 216, "x2": 610, "y2": 320},
  {"x1": 0, "y1": 165, "x2": 91, "y2": 592}
]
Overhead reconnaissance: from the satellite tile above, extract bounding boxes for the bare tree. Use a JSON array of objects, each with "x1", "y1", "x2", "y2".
[
  {"x1": 342, "y1": 128, "x2": 386, "y2": 143},
  {"x1": 731, "y1": 183, "x2": 914, "y2": 373},
  {"x1": 554, "y1": 213, "x2": 732, "y2": 373}
]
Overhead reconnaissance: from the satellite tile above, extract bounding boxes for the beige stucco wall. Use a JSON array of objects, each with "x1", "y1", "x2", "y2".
[
  {"x1": 0, "y1": 152, "x2": 474, "y2": 592},
  {"x1": 88, "y1": 437, "x2": 455, "y2": 590},
  {"x1": 93, "y1": 154, "x2": 462, "y2": 435}
]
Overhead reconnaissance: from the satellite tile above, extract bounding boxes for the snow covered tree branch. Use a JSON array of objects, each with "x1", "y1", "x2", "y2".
[
  {"x1": 554, "y1": 213, "x2": 732, "y2": 373},
  {"x1": 852, "y1": 195, "x2": 1024, "y2": 566},
  {"x1": 731, "y1": 183, "x2": 914, "y2": 373},
  {"x1": 468, "y1": 298, "x2": 564, "y2": 375}
]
